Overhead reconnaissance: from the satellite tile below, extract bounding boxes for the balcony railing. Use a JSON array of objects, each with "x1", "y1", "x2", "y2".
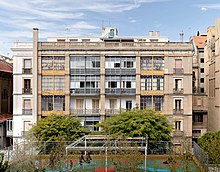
[
  {"x1": 173, "y1": 131, "x2": 184, "y2": 137},
  {"x1": 39, "y1": 42, "x2": 192, "y2": 51},
  {"x1": 22, "y1": 109, "x2": 32, "y2": 115},
  {"x1": 173, "y1": 68, "x2": 184, "y2": 74},
  {"x1": 70, "y1": 88, "x2": 100, "y2": 95},
  {"x1": 173, "y1": 88, "x2": 184, "y2": 94},
  {"x1": 105, "y1": 88, "x2": 136, "y2": 95},
  {"x1": 105, "y1": 109, "x2": 126, "y2": 116},
  {"x1": 70, "y1": 109, "x2": 100, "y2": 116},
  {"x1": 105, "y1": 68, "x2": 136, "y2": 75},
  {"x1": 173, "y1": 109, "x2": 184, "y2": 114},
  {"x1": 70, "y1": 68, "x2": 100, "y2": 75},
  {"x1": 22, "y1": 88, "x2": 32, "y2": 94},
  {"x1": 22, "y1": 68, "x2": 32, "y2": 74}
]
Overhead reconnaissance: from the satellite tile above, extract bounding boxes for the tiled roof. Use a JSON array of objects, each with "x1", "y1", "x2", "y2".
[
  {"x1": 192, "y1": 36, "x2": 207, "y2": 49},
  {"x1": 0, "y1": 60, "x2": 12, "y2": 73},
  {"x1": 0, "y1": 114, "x2": 12, "y2": 123}
]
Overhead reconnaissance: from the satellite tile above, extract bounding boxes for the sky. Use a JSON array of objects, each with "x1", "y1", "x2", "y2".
[{"x1": 0, "y1": 0, "x2": 220, "y2": 57}]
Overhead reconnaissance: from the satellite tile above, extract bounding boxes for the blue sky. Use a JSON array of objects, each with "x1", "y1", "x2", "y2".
[{"x1": 0, "y1": 0, "x2": 220, "y2": 56}]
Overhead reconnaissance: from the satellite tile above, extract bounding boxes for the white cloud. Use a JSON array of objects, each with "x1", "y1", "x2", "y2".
[
  {"x1": 0, "y1": 0, "x2": 171, "y2": 56},
  {"x1": 201, "y1": 7, "x2": 207, "y2": 11},
  {"x1": 196, "y1": 3, "x2": 220, "y2": 10}
]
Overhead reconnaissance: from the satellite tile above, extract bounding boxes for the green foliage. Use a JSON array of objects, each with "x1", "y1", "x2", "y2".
[
  {"x1": 0, "y1": 153, "x2": 8, "y2": 171},
  {"x1": 29, "y1": 115, "x2": 90, "y2": 142},
  {"x1": 98, "y1": 108, "x2": 171, "y2": 141},
  {"x1": 198, "y1": 130, "x2": 220, "y2": 164}
]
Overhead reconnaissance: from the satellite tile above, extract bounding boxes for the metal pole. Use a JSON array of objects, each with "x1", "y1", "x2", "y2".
[
  {"x1": 145, "y1": 137, "x2": 148, "y2": 171},
  {"x1": 105, "y1": 147, "x2": 107, "y2": 172}
]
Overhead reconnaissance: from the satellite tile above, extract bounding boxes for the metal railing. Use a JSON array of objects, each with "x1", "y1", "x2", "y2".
[
  {"x1": 105, "y1": 88, "x2": 136, "y2": 95},
  {"x1": 173, "y1": 109, "x2": 184, "y2": 114},
  {"x1": 105, "y1": 68, "x2": 136, "y2": 75},
  {"x1": 22, "y1": 88, "x2": 32, "y2": 94},
  {"x1": 39, "y1": 42, "x2": 192, "y2": 51},
  {"x1": 22, "y1": 109, "x2": 32, "y2": 115},
  {"x1": 193, "y1": 141, "x2": 208, "y2": 171},
  {"x1": 173, "y1": 68, "x2": 184, "y2": 74},
  {"x1": 70, "y1": 68, "x2": 100, "y2": 75},
  {"x1": 70, "y1": 88, "x2": 100, "y2": 95},
  {"x1": 22, "y1": 68, "x2": 32, "y2": 74},
  {"x1": 173, "y1": 88, "x2": 184, "y2": 94},
  {"x1": 70, "y1": 109, "x2": 100, "y2": 116}
]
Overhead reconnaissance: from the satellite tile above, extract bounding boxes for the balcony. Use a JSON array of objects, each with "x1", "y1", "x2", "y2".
[
  {"x1": 173, "y1": 88, "x2": 184, "y2": 94},
  {"x1": 70, "y1": 109, "x2": 100, "y2": 116},
  {"x1": 105, "y1": 109, "x2": 124, "y2": 116},
  {"x1": 39, "y1": 42, "x2": 192, "y2": 51},
  {"x1": 22, "y1": 68, "x2": 32, "y2": 74},
  {"x1": 105, "y1": 68, "x2": 136, "y2": 75},
  {"x1": 22, "y1": 109, "x2": 32, "y2": 115},
  {"x1": 6, "y1": 130, "x2": 12, "y2": 137},
  {"x1": 173, "y1": 68, "x2": 184, "y2": 74},
  {"x1": 173, "y1": 131, "x2": 184, "y2": 137},
  {"x1": 70, "y1": 88, "x2": 100, "y2": 95},
  {"x1": 22, "y1": 88, "x2": 32, "y2": 94},
  {"x1": 70, "y1": 68, "x2": 100, "y2": 75},
  {"x1": 173, "y1": 109, "x2": 184, "y2": 115},
  {"x1": 105, "y1": 88, "x2": 136, "y2": 95}
]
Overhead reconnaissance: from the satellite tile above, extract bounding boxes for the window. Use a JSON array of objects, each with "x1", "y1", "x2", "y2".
[
  {"x1": 193, "y1": 114, "x2": 203, "y2": 122},
  {"x1": 114, "y1": 63, "x2": 120, "y2": 68},
  {"x1": 6, "y1": 119, "x2": 12, "y2": 132},
  {"x1": 24, "y1": 99, "x2": 31, "y2": 109},
  {"x1": 174, "y1": 79, "x2": 182, "y2": 90},
  {"x1": 23, "y1": 79, "x2": 31, "y2": 93},
  {"x1": 141, "y1": 57, "x2": 152, "y2": 70},
  {"x1": 76, "y1": 99, "x2": 84, "y2": 109},
  {"x1": 24, "y1": 59, "x2": 31, "y2": 68},
  {"x1": 82, "y1": 39, "x2": 90, "y2": 42},
  {"x1": 200, "y1": 68, "x2": 204, "y2": 73},
  {"x1": 140, "y1": 96, "x2": 152, "y2": 109},
  {"x1": 57, "y1": 39, "x2": 65, "y2": 42},
  {"x1": 126, "y1": 100, "x2": 132, "y2": 110},
  {"x1": 124, "y1": 61, "x2": 133, "y2": 68},
  {"x1": 54, "y1": 76, "x2": 65, "y2": 90},
  {"x1": 110, "y1": 99, "x2": 117, "y2": 109},
  {"x1": 175, "y1": 99, "x2": 182, "y2": 110},
  {"x1": 153, "y1": 76, "x2": 164, "y2": 90},
  {"x1": 92, "y1": 61, "x2": 100, "y2": 68},
  {"x1": 200, "y1": 58, "x2": 204, "y2": 63},
  {"x1": 42, "y1": 96, "x2": 53, "y2": 111},
  {"x1": 175, "y1": 59, "x2": 182, "y2": 68},
  {"x1": 175, "y1": 121, "x2": 181, "y2": 131},
  {"x1": 154, "y1": 57, "x2": 164, "y2": 70},
  {"x1": 92, "y1": 99, "x2": 99, "y2": 112},
  {"x1": 153, "y1": 96, "x2": 164, "y2": 111},
  {"x1": 108, "y1": 81, "x2": 117, "y2": 88},
  {"x1": 1, "y1": 89, "x2": 8, "y2": 100},
  {"x1": 42, "y1": 76, "x2": 53, "y2": 90},
  {"x1": 54, "y1": 96, "x2": 65, "y2": 111},
  {"x1": 141, "y1": 77, "x2": 152, "y2": 90},
  {"x1": 200, "y1": 78, "x2": 204, "y2": 83},
  {"x1": 122, "y1": 81, "x2": 131, "y2": 88},
  {"x1": 42, "y1": 56, "x2": 65, "y2": 70},
  {"x1": 200, "y1": 88, "x2": 204, "y2": 93}
]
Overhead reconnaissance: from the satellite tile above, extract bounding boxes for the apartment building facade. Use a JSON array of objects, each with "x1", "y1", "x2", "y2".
[
  {"x1": 204, "y1": 18, "x2": 220, "y2": 131},
  {"x1": 12, "y1": 28, "x2": 193, "y2": 143},
  {"x1": 0, "y1": 58, "x2": 13, "y2": 147},
  {"x1": 191, "y1": 36, "x2": 208, "y2": 141}
]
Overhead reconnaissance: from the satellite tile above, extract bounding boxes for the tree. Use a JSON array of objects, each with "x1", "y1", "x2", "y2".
[
  {"x1": 29, "y1": 115, "x2": 90, "y2": 142},
  {"x1": 198, "y1": 131, "x2": 220, "y2": 165},
  {"x1": 98, "y1": 108, "x2": 171, "y2": 141}
]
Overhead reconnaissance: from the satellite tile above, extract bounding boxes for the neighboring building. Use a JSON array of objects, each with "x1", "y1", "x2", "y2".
[
  {"x1": 12, "y1": 28, "x2": 193, "y2": 144},
  {"x1": 0, "y1": 59, "x2": 13, "y2": 147},
  {"x1": 191, "y1": 36, "x2": 208, "y2": 142},
  {"x1": 204, "y1": 18, "x2": 220, "y2": 131}
]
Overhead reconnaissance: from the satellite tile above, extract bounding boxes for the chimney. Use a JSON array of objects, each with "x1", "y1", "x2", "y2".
[
  {"x1": 149, "y1": 31, "x2": 153, "y2": 37},
  {"x1": 156, "y1": 31, "x2": 160, "y2": 37}
]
